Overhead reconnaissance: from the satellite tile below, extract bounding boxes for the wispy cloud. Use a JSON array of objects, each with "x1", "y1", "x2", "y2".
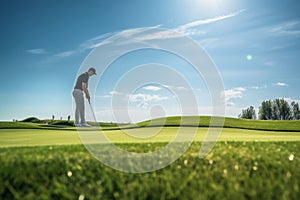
[
  {"x1": 263, "y1": 60, "x2": 276, "y2": 67},
  {"x1": 268, "y1": 20, "x2": 300, "y2": 36},
  {"x1": 273, "y1": 82, "x2": 288, "y2": 87},
  {"x1": 176, "y1": 9, "x2": 246, "y2": 35},
  {"x1": 268, "y1": 43, "x2": 294, "y2": 52},
  {"x1": 128, "y1": 93, "x2": 169, "y2": 108},
  {"x1": 26, "y1": 48, "x2": 47, "y2": 55},
  {"x1": 79, "y1": 32, "x2": 117, "y2": 50},
  {"x1": 110, "y1": 90, "x2": 123, "y2": 95},
  {"x1": 54, "y1": 50, "x2": 75, "y2": 58},
  {"x1": 249, "y1": 85, "x2": 267, "y2": 90},
  {"x1": 143, "y1": 86, "x2": 162, "y2": 91},
  {"x1": 223, "y1": 87, "x2": 246, "y2": 106},
  {"x1": 45, "y1": 26, "x2": 162, "y2": 61},
  {"x1": 162, "y1": 84, "x2": 200, "y2": 92},
  {"x1": 176, "y1": 29, "x2": 206, "y2": 36},
  {"x1": 44, "y1": 9, "x2": 245, "y2": 61},
  {"x1": 128, "y1": 93, "x2": 168, "y2": 102},
  {"x1": 40, "y1": 32, "x2": 117, "y2": 62},
  {"x1": 96, "y1": 90, "x2": 123, "y2": 98},
  {"x1": 96, "y1": 95, "x2": 111, "y2": 98}
]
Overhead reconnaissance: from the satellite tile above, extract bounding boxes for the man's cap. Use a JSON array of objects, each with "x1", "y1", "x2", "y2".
[{"x1": 88, "y1": 67, "x2": 97, "y2": 75}]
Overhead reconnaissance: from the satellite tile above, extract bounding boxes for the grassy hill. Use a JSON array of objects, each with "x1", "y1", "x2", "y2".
[
  {"x1": 0, "y1": 122, "x2": 44, "y2": 129},
  {"x1": 138, "y1": 116, "x2": 300, "y2": 132},
  {"x1": 0, "y1": 121, "x2": 129, "y2": 130},
  {"x1": 1, "y1": 116, "x2": 300, "y2": 132}
]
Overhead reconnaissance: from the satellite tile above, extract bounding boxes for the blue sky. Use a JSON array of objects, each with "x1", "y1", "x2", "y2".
[{"x1": 1, "y1": 0, "x2": 300, "y2": 122}]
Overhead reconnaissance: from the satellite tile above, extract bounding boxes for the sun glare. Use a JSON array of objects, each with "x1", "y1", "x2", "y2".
[{"x1": 198, "y1": 0, "x2": 228, "y2": 11}]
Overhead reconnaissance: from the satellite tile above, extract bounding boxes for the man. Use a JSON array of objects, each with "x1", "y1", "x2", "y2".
[{"x1": 72, "y1": 67, "x2": 96, "y2": 127}]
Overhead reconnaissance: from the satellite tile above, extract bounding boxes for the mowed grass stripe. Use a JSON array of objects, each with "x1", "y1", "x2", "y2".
[
  {"x1": 1, "y1": 127, "x2": 300, "y2": 147},
  {"x1": 0, "y1": 129, "x2": 81, "y2": 147}
]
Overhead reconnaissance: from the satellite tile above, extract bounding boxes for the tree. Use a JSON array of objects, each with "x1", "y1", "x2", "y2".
[
  {"x1": 278, "y1": 98, "x2": 291, "y2": 120},
  {"x1": 239, "y1": 106, "x2": 256, "y2": 119},
  {"x1": 68, "y1": 115, "x2": 71, "y2": 121},
  {"x1": 272, "y1": 99, "x2": 280, "y2": 120},
  {"x1": 259, "y1": 98, "x2": 292, "y2": 120},
  {"x1": 259, "y1": 100, "x2": 272, "y2": 120},
  {"x1": 291, "y1": 101, "x2": 300, "y2": 120}
]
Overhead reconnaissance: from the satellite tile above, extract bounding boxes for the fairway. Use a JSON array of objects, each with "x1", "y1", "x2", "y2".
[
  {"x1": 1, "y1": 141, "x2": 299, "y2": 199},
  {"x1": 1, "y1": 122, "x2": 300, "y2": 199},
  {"x1": 0, "y1": 127, "x2": 300, "y2": 147}
]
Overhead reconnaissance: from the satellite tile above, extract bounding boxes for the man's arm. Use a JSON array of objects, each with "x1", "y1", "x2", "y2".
[{"x1": 82, "y1": 82, "x2": 90, "y2": 101}]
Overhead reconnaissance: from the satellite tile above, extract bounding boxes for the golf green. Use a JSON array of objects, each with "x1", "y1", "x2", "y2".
[{"x1": 1, "y1": 127, "x2": 299, "y2": 147}]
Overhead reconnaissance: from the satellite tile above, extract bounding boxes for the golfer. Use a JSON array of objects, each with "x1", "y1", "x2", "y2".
[{"x1": 72, "y1": 67, "x2": 96, "y2": 127}]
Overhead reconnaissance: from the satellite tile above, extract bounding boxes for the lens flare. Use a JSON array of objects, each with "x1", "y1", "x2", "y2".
[{"x1": 247, "y1": 54, "x2": 252, "y2": 61}]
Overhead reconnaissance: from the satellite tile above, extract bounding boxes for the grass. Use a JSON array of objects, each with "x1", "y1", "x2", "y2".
[
  {"x1": 0, "y1": 127, "x2": 299, "y2": 147},
  {"x1": 0, "y1": 142, "x2": 299, "y2": 199},
  {"x1": 2, "y1": 116, "x2": 300, "y2": 132},
  {"x1": 0, "y1": 121, "x2": 129, "y2": 131},
  {"x1": 1, "y1": 117, "x2": 300, "y2": 199},
  {"x1": 138, "y1": 116, "x2": 300, "y2": 131}
]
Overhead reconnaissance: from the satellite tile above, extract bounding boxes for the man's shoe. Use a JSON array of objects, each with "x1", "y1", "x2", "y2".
[
  {"x1": 75, "y1": 124, "x2": 82, "y2": 127},
  {"x1": 81, "y1": 123, "x2": 91, "y2": 127}
]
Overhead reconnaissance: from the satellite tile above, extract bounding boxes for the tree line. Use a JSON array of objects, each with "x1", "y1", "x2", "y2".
[{"x1": 239, "y1": 98, "x2": 300, "y2": 120}]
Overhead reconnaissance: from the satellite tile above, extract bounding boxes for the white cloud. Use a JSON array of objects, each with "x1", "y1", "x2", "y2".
[
  {"x1": 273, "y1": 82, "x2": 288, "y2": 87},
  {"x1": 133, "y1": 29, "x2": 182, "y2": 41},
  {"x1": 175, "y1": 29, "x2": 206, "y2": 37},
  {"x1": 162, "y1": 84, "x2": 191, "y2": 91},
  {"x1": 128, "y1": 93, "x2": 168, "y2": 102},
  {"x1": 96, "y1": 95, "x2": 111, "y2": 98},
  {"x1": 96, "y1": 91, "x2": 123, "y2": 99},
  {"x1": 110, "y1": 90, "x2": 123, "y2": 95},
  {"x1": 223, "y1": 87, "x2": 246, "y2": 106},
  {"x1": 268, "y1": 20, "x2": 300, "y2": 36},
  {"x1": 143, "y1": 86, "x2": 162, "y2": 91},
  {"x1": 47, "y1": 25, "x2": 162, "y2": 61},
  {"x1": 98, "y1": 10, "x2": 245, "y2": 45},
  {"x1": 26, "y1": 48, "x2": 47, "y2": 54},
  {"x1": 45, "y1": 9, "x2": 246, "y2": 61},
  {"x1": 176, "y1": 9, "x2": 246, "y2": 33},
  {"x1": 284, "y1": 98, "x2": 300, "y2": 104},
  {"x1": 263, "y1": 61, "x2": 276, "y2": 66},
  {"x1": 43, "y1": 9, "x2": 246, "y2": 62},
  {"x1": 79, "y1": 32, "x2": 117, "y2": 50},
  {"x1": 268, "y1": 43, "x2": 293, "y2": 52},
  {"x1": 127, "y1": 93, "x2": 169, "y2": 108},
  {"x1": 249, "y1": 85, "x2": 267, "y2": 90},
  {"x1": 54, "y1": 50, "x2": 75, "y2": 58},
  {"x1": 251, "y1": 86, "x2": 259, "y2": 90}
]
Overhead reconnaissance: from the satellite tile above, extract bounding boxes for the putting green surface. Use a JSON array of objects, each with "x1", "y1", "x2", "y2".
[{"x1": 1, "y1": 127, "x2": 300, "y2": 147}]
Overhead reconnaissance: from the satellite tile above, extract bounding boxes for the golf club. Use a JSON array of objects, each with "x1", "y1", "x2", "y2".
[{"x1": 88, "y1": 99, "x2": 97, "y2": 124}]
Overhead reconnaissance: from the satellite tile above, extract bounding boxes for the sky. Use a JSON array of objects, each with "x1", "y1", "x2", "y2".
[{"x1": 0, "y1": 0, "x2": 300, "y2": 122}]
